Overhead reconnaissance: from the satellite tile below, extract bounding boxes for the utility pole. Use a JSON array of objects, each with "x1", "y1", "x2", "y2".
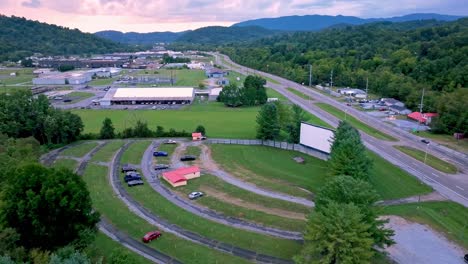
[
  {"x1": 365, "y1": 77, "x2": 369, "y2": 100},
  {"x1": 309, "y1": 64, "x2": 312, "y2": 87},
  {"x1": 419, "y1": 88, "x2": 425, "y2": 113},
  {"x1": 330, "y1": 69, "x2": 334, "y2": 89}
]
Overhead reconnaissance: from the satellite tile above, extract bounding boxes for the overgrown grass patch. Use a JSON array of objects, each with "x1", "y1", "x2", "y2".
[
  {"x1": 51, "y1": 158, "x2": 78, "y2": 170},
  {"x1": 382, "y1": 201, "x2": 468, "y2": 249},
  {"x1": 394, "y1": 146, "x2": 458, "y2": 174},
  {"x1": 315, "y1": 103, "x2": 397, "y2": 141},
  {"x1": 91, "y1": 141, "x2": 125, "y2": 162},
  {"x1": 154, "y1": 143, "x2": 177, "y2": 164},
  {"x1": 83, "y1": 164, "x2": 250, "y2": 264},
  {"x1": 61, "y1": 142, "x2": 99, "y2": 158},
  {"x1": 121, "y1": 140, "x2": 151, "y2": 165}
]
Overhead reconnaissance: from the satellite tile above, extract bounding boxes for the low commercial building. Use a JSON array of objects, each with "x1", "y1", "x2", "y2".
[
  {"x1": 389, "y1": 105, "x2": 412, "y2": 115},
  {"x1": 99, "y1": 87, "x2": 195, "y2": 106},
  {"x1": 206, "y1": 68, "x2": 227, "y2": 78},
  {"x1": 408, "y1": 112, "x2": 438, "y2": 125},
  {"x1": 161, "y1": 166, "x2": 201, "y2": 187},
  {"x1": 32, "y1": 71, "x2": 92, "y2": 85}
]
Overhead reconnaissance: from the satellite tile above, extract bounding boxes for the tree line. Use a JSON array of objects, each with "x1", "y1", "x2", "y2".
[
  {"x1": 218, "y1": 75, "x2": 268, "y2": 107},
  {"x1": 223, "y1": 19, "x2": 468, "y2": 135}
]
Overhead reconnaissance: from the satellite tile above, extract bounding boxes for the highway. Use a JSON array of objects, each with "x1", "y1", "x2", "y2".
[{"x1": 213, "y1": 53, "x2": 468, "y2": 208}]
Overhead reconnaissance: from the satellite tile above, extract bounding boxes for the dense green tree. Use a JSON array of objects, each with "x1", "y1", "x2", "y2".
[
  {"x1": 295, "y1": 202, "x2": 374, "y2": 264},
  {"x1": 109, "y1": 249, "x2": 137, "y2": 264},
  {"x1": 49, "y1": 251, "x2": 90, "y2": 264},
  {"x1": 430, "y1": 89, "x2": 468, "y2": 134},
  {"x1": 132, "y1": 120, "x2": 153, "y2": 138},
  {"x1": 329, "y1": 121, "x2": 372, "y2": 180},
  {"x1": 256, "y1": 103, "x2": 280, "y2": 140},
  {"x1": 195, "y1": 125, "x2": 206, "y2": 135},
  {"x1": 1, "y1": 164, "x2": 99, "y2": 250},
  {"x1": 287, "y1": 104, "x2": 307, "y2": 143},
  {"x1": 243, "y1": 75, "x2": 267, "y2": 105},
  {"x1": 217, "y1": 83, "x2": 244, "y2": 107},
  {"x1": 0, "y1": 135, "x2": 41, "y2": 183},
  {"x1": 99, "y1": 118, "x2": 115, "y2": 139},
  {"x1": 315, "y1": 176, "x2": 394, "y2": 247}
]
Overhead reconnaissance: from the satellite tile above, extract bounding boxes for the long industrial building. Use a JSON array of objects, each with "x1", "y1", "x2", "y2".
[{"x1": 100, "y1": 87, "x2": 195, "y2": 106}]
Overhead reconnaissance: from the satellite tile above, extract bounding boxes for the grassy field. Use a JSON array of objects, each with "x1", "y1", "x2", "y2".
[
  {"x1": 0, "y1": 86, "x2": 31, "y2": 94},
  {"x1": 185, "y1": 146, "x2": 201, "y2": 156},
  {"x1": 121, "y1": 140, "x2": 151, "y2": 165},
  {"x1": 158, "y1": 69, "x2": 206, "y2": 87},
  {"x1": 91, "y1": 140, "x2": 125, "y2": 162},
  {"x1": 61, "y1": 142, "x2": 99, "y2": 158},
  {"x1": 383, "y1": 201, "x2": 468, "y2": 249},
  {"x1": 226, "y1": 71, "x2": 246, "y2": 85},
  {"x1": 210, "y1": 145, "x2": 431, "y2": 200},
  {"x1": 89, "y1": 78, "x2": 117, "y2": 86},
  {"x1": 83, "y1": 164, "x2": 250, "y2": 264},
  {"x1": 0, "y1": 68, "x2": 34, "y2": 85},
  {"x1": 154, "y1": 143, "x2": 177, "y2": 164},
  {"x1": 125, "y1": 175, "x2": 302, "y2": 259},
  {"x1": 51, "y1": 158, "x2": 78, "y2": 170},
  {"x1": 394, "y1": 146, "x2": 458, "y2": 174},
  {"x1": 412, "y1": 131, "x2": 468, "y2": 153},
  {"x1": 287, "y1": 88, "x2": 312, "y2": 100},
  {"x1": 167, "y1": 174, "x2": 308, "y2": 231},
  {"x1": 64, "y1": 91, "x2": 95, "y2": 104},
  {"x1": 86, "y1": 232, "x2": 152, "y2": 264},
  {"x1": 315, "y1": 103, "x2": 397, "y2": 141}
]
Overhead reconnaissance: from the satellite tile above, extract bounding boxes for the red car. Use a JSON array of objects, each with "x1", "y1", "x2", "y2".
[{"x1": 142, "y1": 231, "x2": 162, "y2": 243}]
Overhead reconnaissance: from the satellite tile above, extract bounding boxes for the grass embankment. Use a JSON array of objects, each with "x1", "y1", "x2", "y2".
[
  {"x1": 315, "y1": 103, "x2": 397, "y2": 141},
  {"x1": 286, "y1": 88, "x2": 312, "y2": 100},
  {"x1": 91, "y1": 141, "x2": 125, "y2": 163},
  {"x1": 52, "y1": 159, "x2": 78, "y2": 170},
  {"x1": 64, "y1": 91, "x2": 95, "y2": 103},
  {"x1": 210, "y1": 145, "x2": 431, "y2": 200},
  {"x1": 158, "y1": 69, "x2": 206, "y2": 87},
  {"x1": 89, "y1": 78, "x2": 117, "y2": 86},
  {"x1": 61, "y1": 142, "x2": 99, "y2": 158},
  {"x1": 168, "y1": 174, "x2": 308, "y2": 231},
  {"x1": 121, "y1": 140, "x2": 151, "y2": 165},
  {"x1": 383, "y1": 201, "x2": 468, "y2": 249},
  {"x1": 394, "y1": 146, "x2": 458, "y2": 174},
  {"x1": 119, "y1": 143, "x2": 302, "y2": 258},
  {"x1": 83, "y1": 164, "x2": 250, "y2": 264}
]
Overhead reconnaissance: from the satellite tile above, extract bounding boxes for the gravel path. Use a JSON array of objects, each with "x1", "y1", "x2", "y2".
[
  {"x1": 142, "y1": 140, "x2": 303, "y2": 240},
  {"x1": 384, "y1": 216, "x2": 466, "y2": 264}
]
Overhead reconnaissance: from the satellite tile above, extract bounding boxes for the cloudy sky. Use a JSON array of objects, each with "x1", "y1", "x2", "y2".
[{"x1": 0, "y1": 0, "x2": 466, "y2": 33}]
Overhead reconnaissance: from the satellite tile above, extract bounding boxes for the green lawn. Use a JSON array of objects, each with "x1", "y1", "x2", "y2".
[
  {"x1": 64, "y1": 91, "x2": 95, "y2": 104},
  {"x1": 83, "y1": 164, "x2": 250, "y2": 264},
  {"x1": 91, "y1": 141, "x2": 125, "y2": 162},
  {"x1": 168, "y1": 174, "x2": 308, "y2": 231},
  {"x1": 154, "y1": 143, "x2": 177, "y2": 164},
  {"x1": 315, "y1": 103, "x2": 397, "y2": 141},
  {"x1": 210, "y1": 144, "x2": 328, "y2": 198},
  {"x1": 121, "y1": 140, "x2": 151, "y2": 165},
  {"x1": 383, "y1": 201, "x2": 468, "y2": 249},
  {"x1": 226, "y1": 71, "x2": 246, "y2": 85},
  {"x1": 394, "y1": 146, "x2": 458, "y2": 174},
  {"x1": 266, "y1": 88, "x2": 289, "y2": 102},
  {"x1": 287, "y1": 88, "x2": 312, "y2": 100},
  {"x1": 52, "y1": 158, "x2": 78, "y2": 170},
  {"x1": 210, "y1": 145, "x2": 431, "y2": 200},
  {"x1": 125, "y1": 175, "x2": 302, "y2": 259},
  {"x1": 412, "y1": 130, "x2": 468, "y2": 153},
  {"x1": 0, "y1": 86, "x2": 31, "y2": 94},
  {"x1": 86, "y1": 232, "x2": 152, "y2": 264},
  {"x1": 0, "y1": 68, "x2": 34, "y2": 85},
  {"x1": 368, "y1": 151, "x2": 432, "y2": 200},
  {"x1": 157, "y1": 69, "x2": 206, "y2": 87},
  {"x1": 185, "y1": 146, "x2": 201, "y2": 157},
  {"x1": 61, "y1": 142, "x2": 99, "y2": 158},
  {"x1": 89, "y1": 78, "x2": 117, "y2": 86}
]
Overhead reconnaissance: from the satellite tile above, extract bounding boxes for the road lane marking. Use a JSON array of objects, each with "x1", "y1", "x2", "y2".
[
  {"x1": 431, "y1": 173, "x2": 440, "y2": 178},
  {"x1": 455, "y1": 186, "x2": 464, "y2": 191},
  {"x1": 412, "y1": 162, "x2": 419, "y2": 166}
]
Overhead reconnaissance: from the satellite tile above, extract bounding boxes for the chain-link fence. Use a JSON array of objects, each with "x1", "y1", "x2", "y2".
[{"x1": 207, "y1": 138, "x2": 329, "y2": 161}]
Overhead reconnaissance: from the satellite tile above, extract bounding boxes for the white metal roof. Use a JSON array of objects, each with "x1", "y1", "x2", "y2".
[{"x1": 112, "y1": 87, "x2": 194, "y2": 100}]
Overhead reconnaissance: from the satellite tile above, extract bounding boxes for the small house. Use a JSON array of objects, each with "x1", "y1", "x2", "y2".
[
  {"x1": 162, "y1": 171, "x2": 187, "y2": 187},
  {"x1": 192, "y1": 132, "x2": 203, "y2": 141},
  {"x1": 174, "y1": 166, "x2": 200, "y2": 180},
  {"x1": 408, "y1": 112, "x2": 438, "y2": 125}
]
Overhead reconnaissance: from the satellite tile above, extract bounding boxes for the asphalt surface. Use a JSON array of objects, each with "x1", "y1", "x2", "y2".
[
  {"x1": 113, "y1": 141, "x2": 295, "y2": 264},
  {"x1": 215, "y1": 53, "x2": 468, "y2": 208},
  {"x1": 141, "y1": 140, "x2": 304, "y2": 240}
]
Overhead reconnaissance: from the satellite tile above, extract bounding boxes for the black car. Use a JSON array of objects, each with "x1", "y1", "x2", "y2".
[
  {"x1": 124, "y1": 172, "x2": 142, "y2": 182},
  {"x1": 121, "y1": 164, "x2": 136, "y2": 173},
  {"x1": 464, "y1": 254, "x2": 468, "y2": 263},
  {"x1": 128, "y1": 180, "x2": 144, "y2": 187},
  {"x1": 180, "y1": 155, "x2": 196, "y2": 161},
  {"x1": 421, "y1": 139, "x2": 430, "y2": 144},
  {"x1": 154, "y1": 164, "x2": 170, "y2": 170}
]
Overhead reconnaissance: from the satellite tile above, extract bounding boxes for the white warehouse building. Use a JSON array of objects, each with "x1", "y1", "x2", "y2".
[
  {"x1": 32, "y1": 71, "x2": 92, "y2": 85},
  {"x1": 100, "y1": 87, "x2": 195, "y2": 106}
]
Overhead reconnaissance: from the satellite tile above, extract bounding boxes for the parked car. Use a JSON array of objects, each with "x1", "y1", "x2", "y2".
[
  {"x1": 164, "y1": 139, "x2": 177, "y2": 144},
  {"x1": 63, "y1": 99, "x2": 72, "y2": 103},
  {"x1": 142, "y1": 231, "x2": 162, "y2": 243},
  {"x1": 188, "y1": 191, "x2": 204, "y2": 200},
  {"x1": 201, "y1": 136, "x2": 207, "y2": 140},
  {"x1": 121, "y1": 164, "x2": 136, "y2": 173},
  {"x1": 153, "y1": 151, "x2": 168, "y2": 157},
  {"x1": 464, "y1": 254, "x2": 468, "y2": 263},
  {"x1": 128, "y1": 180, "x2": 144, "y2": 187},
  {"x1": 421, "y1": 139, "x2": 430, "y2": 144},
  {"x1": 124, "y1": 172, "x2": 142, "y2": 182},
  {"x1": 180, "y1": 155, "x2": 196, "y2": 161},
  {"x1": 154, "y1": 164, "x2": 170, "y2": 170}
]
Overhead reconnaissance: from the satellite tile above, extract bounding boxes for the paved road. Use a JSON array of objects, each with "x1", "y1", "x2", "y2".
[
  {"x1": 113, "y1": 141, "x2": 295, "y2": 264},
  {"x1": 141, "y1": 140, "x2": 304, "y2": 240},
  {"x1": 214, "y1": 53, "x2": 468, "y2": 208}
]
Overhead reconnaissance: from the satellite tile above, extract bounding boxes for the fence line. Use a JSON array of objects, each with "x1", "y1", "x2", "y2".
[{"x1": 207, "y1": 138, "x2": 329, "y2": 161}]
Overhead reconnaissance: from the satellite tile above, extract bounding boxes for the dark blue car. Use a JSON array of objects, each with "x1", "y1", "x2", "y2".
[{"x1": 153, "y1": 151, "x2": 168, "y2": 157}]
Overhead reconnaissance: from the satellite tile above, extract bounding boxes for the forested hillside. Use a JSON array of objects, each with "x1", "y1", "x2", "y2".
[
  {"x1": 223, "y1": 19, "x2": 468, "y2": 134},
  {"x1": 176, "y1": 26, "x2": 277, "y2": 45},
  {"x1": 95, "y1": 30, "x2": 185, "y2": 44},
  {"x1": 0, "y1": 15, "x2": 130, "y2": 61}
]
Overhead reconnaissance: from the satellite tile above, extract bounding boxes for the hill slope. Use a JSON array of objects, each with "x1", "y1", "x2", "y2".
[
  {"x1": 175, "y1": 26, "x2": 276, "y2": 44},
  {"x1": 0, "y1": 15, "x2": 128, "y2": 61},
  {"x1": 95, "y1": 30, "x2": 185, "y2": 44},
  {"x1": 233, "y1": 13, "x2": 464, "y2": 31}
]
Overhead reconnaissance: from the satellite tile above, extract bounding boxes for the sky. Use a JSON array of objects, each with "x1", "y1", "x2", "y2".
[{"x1": 0, "y1": 0, "x2": 467, "y2": 33}]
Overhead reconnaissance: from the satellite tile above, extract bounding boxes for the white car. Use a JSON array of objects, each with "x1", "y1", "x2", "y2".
[
  {"x1": 188, "y1": 191, "x2": 204, "y2": 200},
  {"x1": 164, "y1": 139, "x2": 177, "y2": 144}
]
